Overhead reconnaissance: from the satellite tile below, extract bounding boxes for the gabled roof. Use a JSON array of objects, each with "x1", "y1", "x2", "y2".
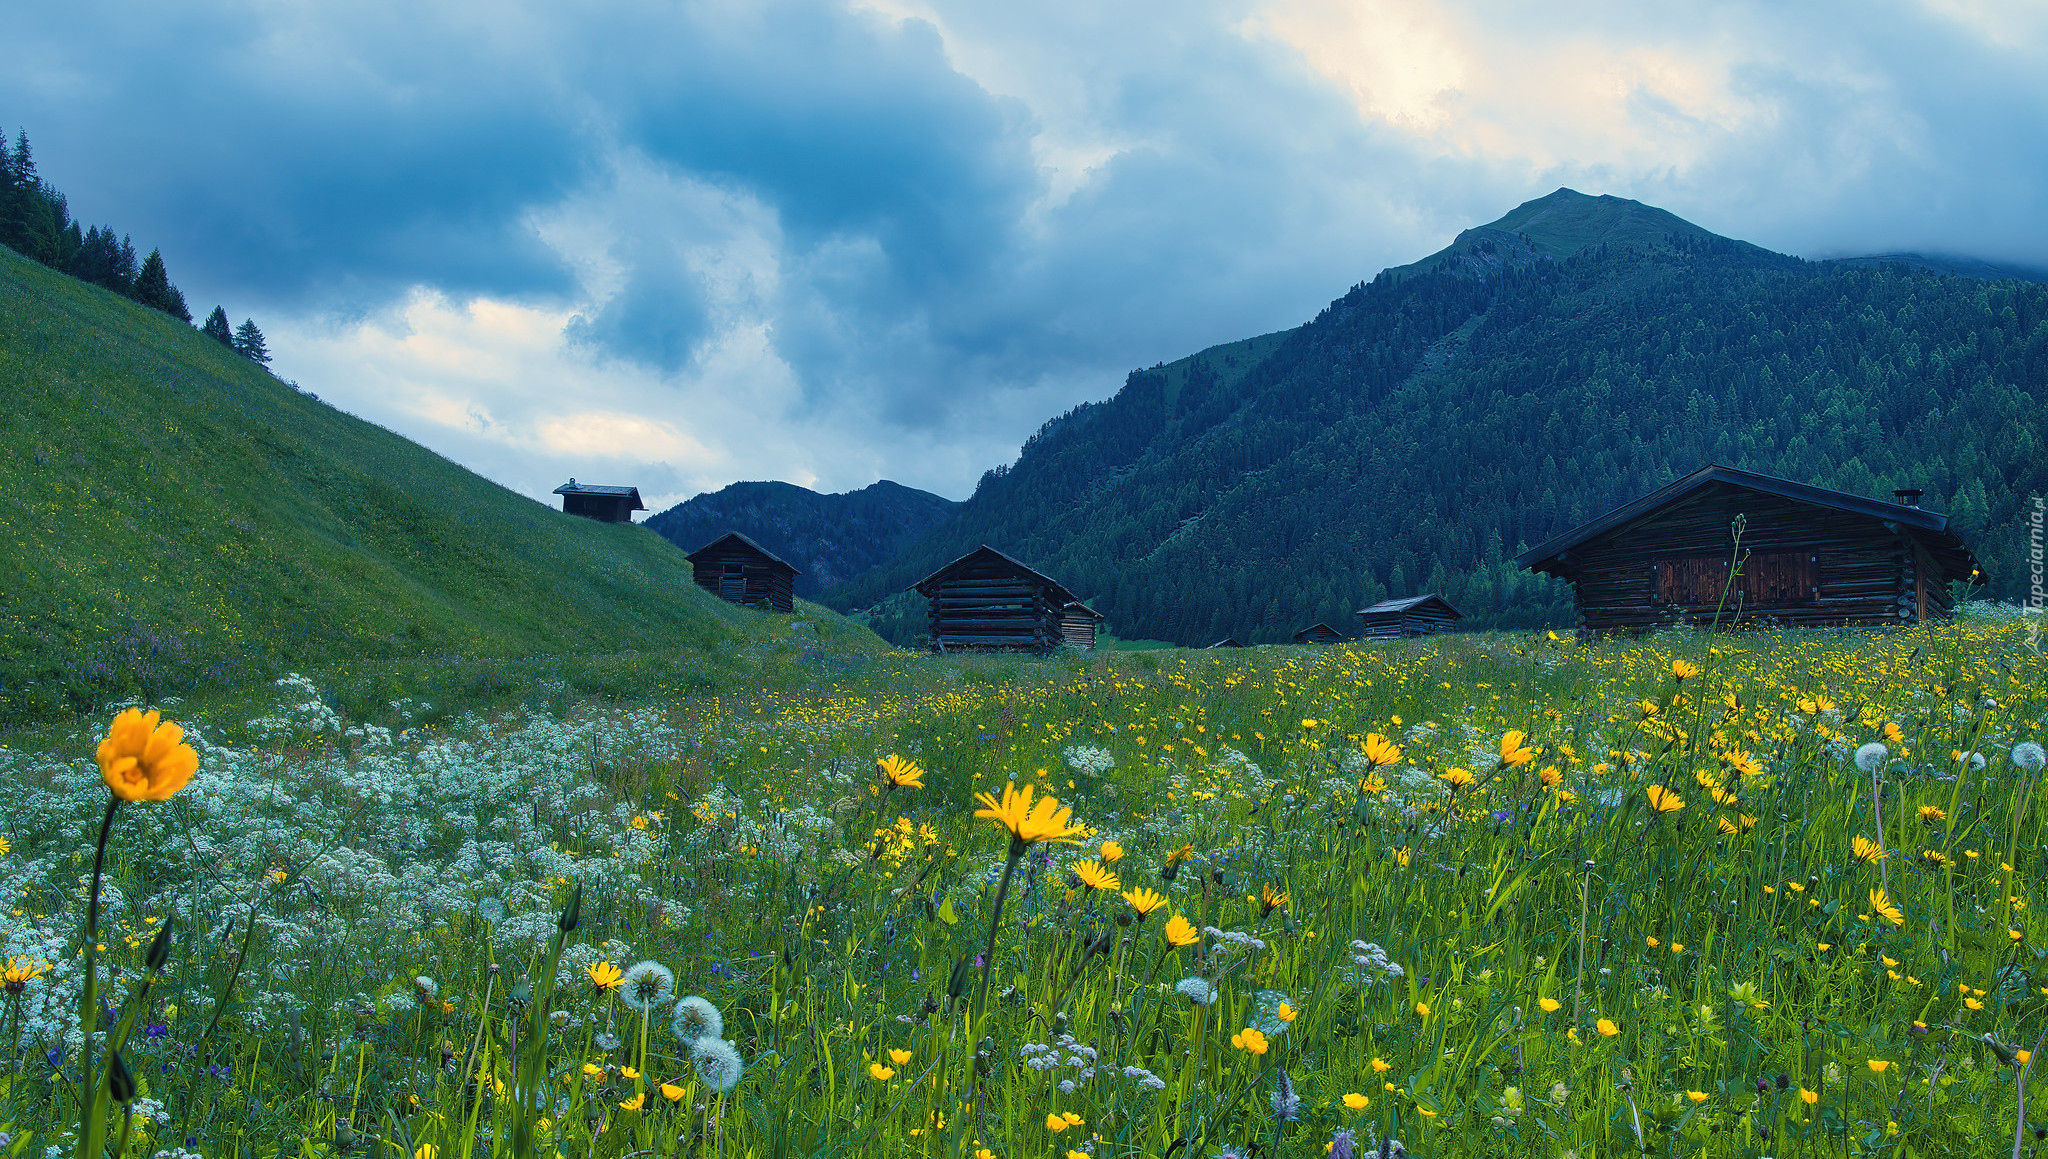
[
  {"x1": 685, "y1": 531, "x2": 802, "y2": 573},
  {"x1": 1356, "y1": 594, "x2": 1463, "y2": 618},
  {"x1": 1291, "y1": 622, "x2": 1343, "y2": 642},
  {"x1": 912, "y1": 544, "x2": 1079, "y2": 605},
  {"x1": 1206, "y1": 637, "x2": 1244, "y2": 648},
  {"x1": 1061, "y1": 601, "x2": 1105, "y2": 621},
  {"x1": 1515, "y1": 464, "x2": 1983, "y2": 582},
  {"x1": 552, "y1": 480, "x2": 646, "y2": 509}
]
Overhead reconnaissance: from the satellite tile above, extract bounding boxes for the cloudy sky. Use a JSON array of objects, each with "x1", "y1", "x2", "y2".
[{"x1": 9, "y1": 0, "x2": 2047, "y2": 510}]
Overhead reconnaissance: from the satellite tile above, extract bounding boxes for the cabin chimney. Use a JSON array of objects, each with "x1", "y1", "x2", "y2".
[{"x1": 1892, "y1": 488, "x2": 1923, "y2": 508}]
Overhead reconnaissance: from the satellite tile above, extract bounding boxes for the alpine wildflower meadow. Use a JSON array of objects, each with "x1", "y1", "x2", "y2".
[{"x1": 0, "y1": 621, "x2": 2044, "y2": 1157}]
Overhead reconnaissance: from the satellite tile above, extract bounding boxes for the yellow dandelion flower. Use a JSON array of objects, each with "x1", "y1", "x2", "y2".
[
  {"x1": 1361, "y1": 733, "x2": 1402, "y2": 767},
  {"x1": 1645, "y1": 785, "x2": 1684, "y2": 814},
  {"x1": 1099, "y1": 840, "x2": 1124, "y2": 863},
  {"x1": 1869, "y1": 887, "x2": 1905, "y2": 926},
  {"x1": 1851, "y1": 835, "x2": 1886, "y2": 864},
  {"x1": 1164, "y1": 914, "x2": 1200, "y2": 948},
  {"x1": 1072, "y1": 860, "x2": 1120, "y2": 892},
  {"x1": 586, "y1": 961, "x2": 625, "y2": 992},
  {"x1": 1671, "y1": 659, "x2": 1701, "y2": 680},
  {"x1": 973, "y1": 782, "x2": 1086, "y2": 849},
  {"x1": 878, "y1": 755, "x2": 925, "y2": 789},
  {"x1": 1122, "y1": 887, "x2": 1168, "y2": 917},
  {"x1": 1343, "y1": 1092, "x2": 1369, "y2": 1110},
  {"x1": 1498, "y1": 731, "x2": 1536, "y2": 768},
  {"x1": 1439, "y1": 767, "x2": 1475, "y2": 789}
]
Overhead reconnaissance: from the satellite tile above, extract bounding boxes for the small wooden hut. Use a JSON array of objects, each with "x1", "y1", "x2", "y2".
[
  {"x1": 1515, "y1": 464, "x2": 1983, "y2": 631},
  {"x1": 552, "y1": 479, "x2": 645, "y2": 523},
  {"x1": 1291, "y1": 622, "x2": 1344, "y2": 645},
  {"x1": 1060, "y1": 602, "x2": 1106, "y2": 650},
  {"x1": 685, "y1": 531, "x2": 800, "y2": 613},
  {"x1": 1355, "y1": 594, "x2": 1463, "y2": 639},
  {"x1": 1206, "y1": 637, "x2": 1244, "y2": 649},
  {"x1": 913, "y1": 545, "x2": 1080, "y2": 654}
]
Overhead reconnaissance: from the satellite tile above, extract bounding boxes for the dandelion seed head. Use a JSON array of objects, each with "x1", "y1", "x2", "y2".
[
  {"x1": 691, "y1": 1037, "x2": 744, "y2": 1093},
  {"x1": 2014, "y1": 742, "x2": 2047, "y2": 774},
  {"x1": 1855, "y1": 743, "x2": 1889, "y2": 773},
  {"x1": 620, "y1": 961, "x2": 675, "y2": 1012},
  {"x1": 671, "y1": 996, "x2": 723, "y2": 1044}
]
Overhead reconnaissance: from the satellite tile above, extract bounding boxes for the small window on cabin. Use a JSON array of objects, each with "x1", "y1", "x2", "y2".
[
  {"x1": 1738, "y1": 552, "x2": 1819, "y2": 604},
  {"x1": 1651, "y1": 558, "x2": 1730, "y2": 604}
]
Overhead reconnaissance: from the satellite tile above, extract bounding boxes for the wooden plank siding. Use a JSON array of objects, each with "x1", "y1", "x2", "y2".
[
  {"x1": 914, "y1": 545, "x2": 1082, "y2": 655},
  {"x1": 1517, "y1": 466, "x2": 1981, "y2": 632},
  {"x1": 685, "y1": 532, "x2": 800, "y2": 613},
  {"x1": 1355, "y1": 594, "x2": 1463, "y2": 639}
]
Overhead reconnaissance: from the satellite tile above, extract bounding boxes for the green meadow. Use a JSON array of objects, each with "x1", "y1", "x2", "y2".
[{"x1": 4, "y1": 620, "x2": 2045, "y2": 1158}]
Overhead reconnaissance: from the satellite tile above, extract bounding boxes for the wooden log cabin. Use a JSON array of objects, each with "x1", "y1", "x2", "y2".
[
  {"x1": 1355, "y1": 594, "x2": 1463, "y2": 639},
  {"x1": 1060, "y1": 602, "x2": 1106, "y2": 651},
  {"x1": 552, "y1": 479, "x2": 645, "y2": 523},
  {"x1": 1291, "y1": 622, "x2": 1345, "y2": 645},
  {"x1": 1515, "y1": 464, "x2": 1984, "y2": 631},
  {"x1": 913, "y1": 545, "x2": 1081, "y2": 654},
  {"x1": 685, "y1": 531, "x2": 800, "y2": 613},
  {"x1": 1206, "y1": 637, "x2": 1244, "y2": 649}
]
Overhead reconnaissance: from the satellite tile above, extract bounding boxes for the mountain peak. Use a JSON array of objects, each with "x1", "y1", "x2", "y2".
[
  {"x1": 1387, "y1": 189, "x2": 1755, "y2": 281},
  {"x1": 1482, "y1": 188, "x2": 1725, "y2": 258}
]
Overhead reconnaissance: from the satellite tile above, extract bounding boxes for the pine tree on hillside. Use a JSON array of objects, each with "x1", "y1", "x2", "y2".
[
  {"x1": 232, "y1": 318, "x2": 270, "y2": 365},
  {"x1": 132, "y1": 248, "x2": 192, "y2": 322},
  {"x1": 202, "y1": 306, "x2": 234, "y2": 346}
]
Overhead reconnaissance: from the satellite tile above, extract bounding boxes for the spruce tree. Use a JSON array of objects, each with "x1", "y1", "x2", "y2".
[
  {"x1": 132, "y1": 249, "x2": 192, "y2": 321},
  {"x1": 202, "y1": 307, "x2": 234, "y2": 346},
  {"x1": 232, "y1": 318, "x2": 270, "y2": 365}
]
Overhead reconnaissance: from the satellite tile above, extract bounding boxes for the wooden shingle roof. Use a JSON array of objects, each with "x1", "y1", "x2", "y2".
[{"x1": 1515, "y1": 464, "x2": 1983, "y2": 583}]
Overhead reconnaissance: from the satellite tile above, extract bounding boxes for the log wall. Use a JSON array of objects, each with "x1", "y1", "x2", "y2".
[{"x1": 1555, "y1": 488, "x2": 1950, "y2": 631}]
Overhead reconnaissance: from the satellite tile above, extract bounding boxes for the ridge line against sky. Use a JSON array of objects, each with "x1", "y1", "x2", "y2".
[{"x1": 7, "y1": 0, "x2": 2046, "y2": 511}]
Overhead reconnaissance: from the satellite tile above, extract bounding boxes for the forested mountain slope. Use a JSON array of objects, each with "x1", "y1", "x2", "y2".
[
  {"x1": 644, "y1": 479, "x2": 961, "y2": 599},
  {"x1": 826, "y1": 189, "x2": 2047, "y2": 645}
]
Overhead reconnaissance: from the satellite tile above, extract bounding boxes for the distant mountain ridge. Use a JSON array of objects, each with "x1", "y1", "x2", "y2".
[
  {"x1": 824, "y1": 188, "x2": 2047, "y2": 645},
  {"x1": 644, "y1": 480, "x2": 961, "y2": 598}
]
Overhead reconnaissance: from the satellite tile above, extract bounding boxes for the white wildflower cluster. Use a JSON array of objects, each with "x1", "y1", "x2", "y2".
[
  {"x1": 1174, "y1": 977, "x2": 1218, "y2": 1005},
  {"x1": 244, "y1": 673, "x2": 345, "y2": 741},
  {"x1": 1020, "y1": 1034, "x2": 1098, "y2": 1093},
  {"x1": 1121, "y1": 1064, "x2": 1168, "y2": 1092},
  {"x1": 1202, "y1": 927, "x2": 1266, "y2": 956},
  {"x1": 1346, "y1": 941, "x2": 1406, "y2": 988},
  {"x1": 1062, "y1": 745, "x2": 1115, "y2": 777},
  {"x1": 0, "y1": 679, "x2": 802, "y2": 1051}
]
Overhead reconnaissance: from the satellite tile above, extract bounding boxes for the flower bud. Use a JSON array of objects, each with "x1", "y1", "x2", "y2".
[
  {"x1": 558, "y1": 884, "x2": 583, "y2": 935},
  {"x1": 108, "y1": 1050, "x2": 136, "y2": 1104}
]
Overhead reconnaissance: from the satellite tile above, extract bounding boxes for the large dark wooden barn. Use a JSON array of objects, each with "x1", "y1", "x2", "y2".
[
  {"x1": 686, "y1": 532, "x2": 800, "y2": 613},
  {"x1": 553, "y1": 479, "x2": 645, "y2": 523},
  {"x1": 913, "y1": 545, "x2": 1082, "y2": 654},
  {"x1": 1356, "y1": 594, "x2": 1463, "y2": 639},
  {"x1": 1516, "y1": 465, "x2": 1984, "y2": 631}
]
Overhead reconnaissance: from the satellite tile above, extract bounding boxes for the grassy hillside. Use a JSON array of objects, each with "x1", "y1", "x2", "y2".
[{"x1": 0, "y1": 245, "x2": 875, "y2": 724}]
